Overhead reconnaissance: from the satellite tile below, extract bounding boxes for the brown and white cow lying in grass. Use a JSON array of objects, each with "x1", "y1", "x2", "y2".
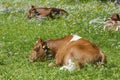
[
  {"x1": 104, "y1": 13, "x2": 120, "y2": 31},
  {"x1": 26, "y1": 5, "x2": 68, "y2": 19},
  {"x1": 29, "y1": 35, "x2": 107, "y2": 71}
]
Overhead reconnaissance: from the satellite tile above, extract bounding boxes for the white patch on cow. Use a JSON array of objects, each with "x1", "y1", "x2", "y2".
[
  {"x1": 60, "y1": 59, "x2": 75, "y2": 72},
  {"x1": 115, "y1": 26, "x2": 120, "y2": 31},
  {"x1": 70, "y1": 35, "x2": 82, "y2": 42}
]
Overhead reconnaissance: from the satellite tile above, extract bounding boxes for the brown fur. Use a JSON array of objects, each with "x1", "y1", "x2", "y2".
[
  {"x1": 26, "y1": 5, "x2": 68, "y2": 19},
  {"x1": 29, "y1": 35, "x2": 107, "y2": 69},
  {"x1": 46, "y1": 35, "x2": 73, "y2": 56},
  {"x1": 55, "y1": 38, "x2": 107, "y2": 68}
]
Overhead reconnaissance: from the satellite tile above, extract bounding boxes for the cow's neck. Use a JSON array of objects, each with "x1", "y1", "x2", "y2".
[{"x1": 47, "y1": 35, "x2": 73, "y2": 53}]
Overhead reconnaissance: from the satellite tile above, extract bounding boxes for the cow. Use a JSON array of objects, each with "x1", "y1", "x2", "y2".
[
  {"x1": 29, "y1": 35, "x2": 107, "y2": 71},
  {"x1": 104, "y1": 13, "x2": 120, "y2": 31},
  {"x1": 26, "y1": 5, "x2": 68, "y2": 19}
]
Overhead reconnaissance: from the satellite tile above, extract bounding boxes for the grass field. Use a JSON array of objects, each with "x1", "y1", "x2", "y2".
[{"x1": 0, "y1": 0, "x2": 120, "y2": 80}]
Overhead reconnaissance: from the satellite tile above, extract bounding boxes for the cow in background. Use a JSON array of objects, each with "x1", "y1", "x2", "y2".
[
  {"x1": 26, "y1": 5, "x2": 68, "y2": 19},
  {"x1": 104, "y1": 13, "x2": 120, "y2": 31}
]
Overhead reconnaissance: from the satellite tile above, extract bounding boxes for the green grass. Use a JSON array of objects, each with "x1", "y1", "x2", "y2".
[{"x1": 0, "y1": 0, "x2": 120, "y2": 80}]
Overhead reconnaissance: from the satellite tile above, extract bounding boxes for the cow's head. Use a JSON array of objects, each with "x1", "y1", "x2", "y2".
[
  {"x1": 26, "y1": 5, "x2": 39, "y2": 19},
  {"x1": 29, "y1": 38, "x2": 47, "y2": 62},
  {"x1": 111, "y1": 13, "x2": 120, "y2": 21}
]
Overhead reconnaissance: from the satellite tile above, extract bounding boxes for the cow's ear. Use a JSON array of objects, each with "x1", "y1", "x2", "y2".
[
  {"x1": 38, "y1": 38, "x2": 43, "y2": 43},
  {"x1": 34, "y1": 45, "x2": 40, "y2": 52},
  {"x1": 31, "y1": 5, "x2": 35, "y2": 8},
  {"x1": 31, "y1": 5, "x2": 36, "y2": 11}
]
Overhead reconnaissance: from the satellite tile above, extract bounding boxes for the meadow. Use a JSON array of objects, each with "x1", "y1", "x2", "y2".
[{"x1": 0, "y1": 0, "x2": 120, "y2": 80}]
